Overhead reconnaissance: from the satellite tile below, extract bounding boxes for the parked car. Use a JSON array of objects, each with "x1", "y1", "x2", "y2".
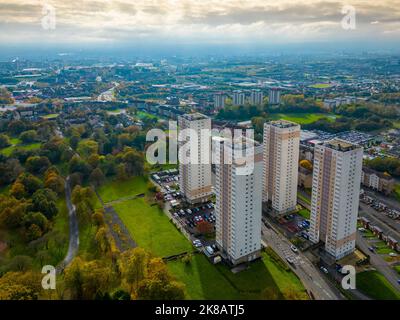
[
  {"x1": 320, "y1": 266, "x2": 329, "y2": 274},
  {"x1": 286, "y1": 257, "x2": 295, "y2": 265},
  {"x1": 290, "y1": 245, "x2": 298, "y2": 253}
]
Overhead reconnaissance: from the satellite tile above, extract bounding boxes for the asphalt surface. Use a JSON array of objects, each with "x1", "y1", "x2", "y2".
[
  {"x1": 356, "y1": 232, "x2": 400, "y2": 292},
  {"x1": 56, "y1": 176, "x2": 79, "y2": 274},
  {"x1": 261, "y1": 223, "x2": 343, "y2": 300}
]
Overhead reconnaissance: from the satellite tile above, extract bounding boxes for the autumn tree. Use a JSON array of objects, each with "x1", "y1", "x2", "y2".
[
  {"x1": 90, "y1": 167, "x2": 105, "y2": 187},
  {"x1": 196, "y1": 220, "x2": 214, "y2": 235},
  {"x1": 0, "y1": 271, "x2": 43, "y2": 300}
]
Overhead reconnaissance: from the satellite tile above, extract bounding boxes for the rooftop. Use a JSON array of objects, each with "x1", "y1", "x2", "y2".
[
  {"x1": 269, "y1": 119, "x2": 299, "y2": 129},
  {"x1": 324, "y1": 139, "x2": 360, "y2": 152},
  {"x1": 180, "y1": 112, "x2": 209, "y2": 121}
]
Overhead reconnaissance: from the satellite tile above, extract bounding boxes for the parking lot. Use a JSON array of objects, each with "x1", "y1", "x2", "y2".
[{"x1": 172, "y1": 202, "x2": 216, "y2": 234}]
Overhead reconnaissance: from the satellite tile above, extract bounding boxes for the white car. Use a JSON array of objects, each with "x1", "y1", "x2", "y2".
[
  {"x1": 320, "y1": 266, "x2": 329, "y2": 274},
  {"x1": 290, "y1": 245, "x2": 298, "y2": 253},
  {"x1": 286, "y1": 257, "x2": 295, "y2": 265}
]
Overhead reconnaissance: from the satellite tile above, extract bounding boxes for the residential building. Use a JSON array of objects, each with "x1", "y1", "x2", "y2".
[
  {"x1": 361, "y1": 167, "x2": 395, "y2": 195},
  {"x1": 309, "y1": 139, "x2": 363, "y2": 260},
  {"x1": 263, "y1": 120, "x2": 300, "y2": 214},
  {"x1": 214, "y1": 92, "x2": 226, "y2": 109},
  {"x1": 298, "y1": 166, "x2": 313, "y2": 189},
  {"x1": 250, "y1": 89, "x2": 263, "y2": 105},
  {"x1": 232, "y1": 90, "x2": 245, "y2": 106},
  {"x1": 269, "y1": 88, "x2": 281, "y2": 105},
  {"x1": 213, "y1": 136, "x2": 263, "y2": 265},
  {"x1": 178, "y1": 113, "x2": 213, "y2": 204}
]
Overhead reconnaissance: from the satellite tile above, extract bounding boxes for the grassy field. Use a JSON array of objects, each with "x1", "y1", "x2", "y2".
[
  {"x1": 297, "y1": 209, "x2": 310, "y2": 219},
  {"x1": 113, "y1": 197, "x2": 192, "y2": 257},
  {"x1": 268, "y1": 113, "x2": 336, "y2": 125},
  {"x1": 167, "y1": 252, "x2": 308, "y2": 300},
  {"x1": 42, "y1": 113, "x2": 59, "y2": 119},
  {"x1": 0, "y1": 140, "x2": 41, "y2": 156},
  {"x1": 137, "y1": 111, "x2": 159, "y2": 120},
  {"x1": 356, "y1": 270, "x2": 400, "y2": 300},
  {"x1": 97, "y1": 176, "x2": 149, "y2": 203},
  {"x1": 297, "y1": 192, "x2": 311, "y2": 205},
  {"x1": 308, "y1": 83, "x2": 334, "y2": 89},
  {"x1": 395, "y1": 265, "x2": 400, "y2": 275}
]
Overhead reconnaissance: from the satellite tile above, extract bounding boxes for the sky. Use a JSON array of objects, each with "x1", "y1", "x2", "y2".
[{"x1": 0, "y1": 0, "x2": 400, "y2": 53}]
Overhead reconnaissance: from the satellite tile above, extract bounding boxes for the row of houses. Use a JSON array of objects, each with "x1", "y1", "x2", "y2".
[{"x1": 359, "y1": 217, "x2": 399, "y2": 252}]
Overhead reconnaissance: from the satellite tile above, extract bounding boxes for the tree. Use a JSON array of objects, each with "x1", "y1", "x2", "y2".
[
  {"x1": 196, "y1": 220, "x2": 214, "y2": 235},
  {"x1": 25, "y1": 156, "x2": 51, "y2": 174},
  {"x1": 116, "y1": 163, "x2": 127, "y2": 181},
  {"x1": 0, "y1": 195, "x2": 29, "y2": 228},
  {"x1": 22, "y1": 212, "x2": 49, "y2": 234},
  {"x1": 0, "y1": 87, "x2": 14, "y2": 105},
  {"x1": 90, "y1": 167, "x2": 105, "y2": 187},
  {"x1": 0, "y1": 271, "x2": 42, "y2": 300},
  {"x1": 44, "y1": 170, "x2": 65, "y2": 195},
  {"x1": 6, "y1": 255, "x2": 33, "y2": 272},
  {"x1": 10, "y1": 181, "x2": 27, "y2": 199},
  {"x1": 31, "y1": 189, "x2": 58, "y2": 219},
  {"x1": 299, "y1": 159, "x2": 313, "y2": 171},
  {"x1": 0, "y1": 158, "x2": 23, "y2": 186},
  {"x1": 95, "y1": 226, "x2": 111, "y2": 255},
  {"x1": 69, "y1": 155, "x2": 91, "y2": 178},
  {"x1": 7, "y1": 120, "x2": 27, "y2": 135},
  {"x1": 77, "y1": 139, "x2": 99, "y2": 158},
  {"x1": 121, "y1": 248, "x2": 149, "y2": 295},
  {"x1": 0, "y1": 134, "x2": 11, "y2": 148},
  {"x1": 16, "y1": 173, "x2": 43, "y2": 195},
  {"x1": 64, "y1": 257, "x2": 114, "y2": 300},
  {"x1": 19, "y1": 130, "x2": 38, "y2": 144}
]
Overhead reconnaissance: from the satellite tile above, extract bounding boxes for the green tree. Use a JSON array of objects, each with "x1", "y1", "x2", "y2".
[
  {"x1": 19, "y1": 130, "x2": 38, "y2": 143},
  {"x1": 0, "y1": 134, "x2": 11, "y2": 148}
]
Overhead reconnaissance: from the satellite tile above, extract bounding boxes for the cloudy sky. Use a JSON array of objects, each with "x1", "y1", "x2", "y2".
[{"x1": 0, "y1": 0, "x2": 399, "y2": 47}]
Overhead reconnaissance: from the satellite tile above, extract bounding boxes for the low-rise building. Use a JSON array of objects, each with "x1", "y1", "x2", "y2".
[{"x1": 361, "y1": 167, "x2": 395, "y2": 195}]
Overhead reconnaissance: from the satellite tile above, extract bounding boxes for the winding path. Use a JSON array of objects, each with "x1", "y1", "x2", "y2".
[{"x1": 56, "y1": 176, "x2": 79, "y2": 274}]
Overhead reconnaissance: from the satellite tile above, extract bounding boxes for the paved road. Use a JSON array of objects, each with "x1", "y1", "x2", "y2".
[
  {"x1": 56, "y1": 176, "x2": 79, "y2": 274},
  {"x1": 356, "y1": 232, "x2": 400, "y2": 292},
  {"x1": 261, "y1": 224, "x2": 343, "y2": 300}
]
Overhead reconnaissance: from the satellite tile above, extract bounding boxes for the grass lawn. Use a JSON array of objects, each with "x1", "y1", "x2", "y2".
[
  {"x1": 297, "y1": 192, "x2": 311, "y2": 205},
  {"x1": 137, "y1": 111, "x2": 159, "y2": 120},
  {"x1": 168, "y1": 252, "x2": 308, "y2": 300},
  {"x1": 356, "y1": 270, "x2": 400, "y2": 300},
  {"x1": 308, "y1": 83, "x2": 333, "y2": 89},
  {"x1": 374, "y1": 241, "x2": 395, "y2": 255},
  {"x1": 113, "y1": 197, "x2": 192, "y2": 257},
  {"x1": 297, "y1": 209, "x2": 310, "y2": 219},
  {"x1": 268, "y1": 113, "x2": 334, "y2": 125},
  {"x1": 395, "y1": 265, "x2": 400, "y2": 275},
  {"x1": 0, "y1": 141, "x2": 41, "y2": 156},
  {"x1": 97, "y1": 176, "x2": 149, "y2": 203},
  {"x1": 42, "y1": 113, "x2": 59, "y2": 119}
]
